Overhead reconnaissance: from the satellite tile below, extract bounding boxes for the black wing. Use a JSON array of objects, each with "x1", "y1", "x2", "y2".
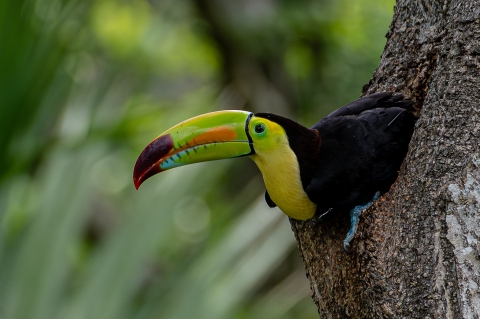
[
  {"x1": 319, "y1": 92, "x2": 412, "y2": 121},
  {"x1": 306, "y1": 93, "x2": 416, "y2": 214}
]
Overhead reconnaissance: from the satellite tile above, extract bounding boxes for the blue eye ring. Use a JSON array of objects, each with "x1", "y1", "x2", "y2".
[{"x1": 254, "y1": 123, "x2": 266, "y2": 135}]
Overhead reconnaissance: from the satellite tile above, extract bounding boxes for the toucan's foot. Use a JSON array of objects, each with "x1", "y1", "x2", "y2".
[
  {"x1": 310, "y1": 208, "x2": 332, "y2": 228},
  {"x1": 343, "y1": 192, "x2": 381, "y2": 253}
]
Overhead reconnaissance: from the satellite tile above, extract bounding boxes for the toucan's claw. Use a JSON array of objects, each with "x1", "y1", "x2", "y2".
[
  {"x1": 310, "y1": 208, "x2": 333, "y2": 229},
  {"x1": 343, "y1": 192, "x2": 381, "y2": 253},
  {"x1": 318, "y1": 208, "x2": 333, "y2": 221}
]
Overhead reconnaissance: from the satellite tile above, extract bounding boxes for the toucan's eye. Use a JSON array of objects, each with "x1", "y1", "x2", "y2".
[{"x1": 254, "y1": 123, "x2": 266, "y2": 135}]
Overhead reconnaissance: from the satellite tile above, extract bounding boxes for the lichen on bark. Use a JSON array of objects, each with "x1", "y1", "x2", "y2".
[{"x1": 446, "y1": 155, "x2": 480, "y2": 318}]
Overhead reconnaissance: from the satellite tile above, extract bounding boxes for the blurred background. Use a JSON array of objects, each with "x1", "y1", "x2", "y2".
[{"x1": 0, "y1": 0, "x2": 394, "y2": 318}]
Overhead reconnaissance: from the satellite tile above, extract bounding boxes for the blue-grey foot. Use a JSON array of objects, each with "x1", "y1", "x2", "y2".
[{"x1": 343, "y1": 192, "x2": 381, "y2": 253}]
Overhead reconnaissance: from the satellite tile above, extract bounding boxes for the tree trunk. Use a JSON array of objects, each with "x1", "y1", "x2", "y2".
[{"x1": 290, "y1": 0, "x2": 480, "y2": 318}]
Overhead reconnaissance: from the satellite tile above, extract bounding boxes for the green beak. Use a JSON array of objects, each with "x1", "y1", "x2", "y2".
[{"x1": 133, "y1": 110, "x2": 254, "y2": 189}]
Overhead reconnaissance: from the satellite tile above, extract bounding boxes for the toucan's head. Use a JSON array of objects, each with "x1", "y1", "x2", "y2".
[{"x1": 133, "y1": 110, "x2": 298, "y2": 189}]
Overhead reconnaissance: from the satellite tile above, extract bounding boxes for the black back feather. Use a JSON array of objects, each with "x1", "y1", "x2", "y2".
[{"x1": 308, "y1": 93, "x2": 416, "y2": 214}]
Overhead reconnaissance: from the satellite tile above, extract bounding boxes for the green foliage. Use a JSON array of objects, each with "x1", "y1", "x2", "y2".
[{"x1": 0, "y1": 0, "x2": 394, "y2": 318}]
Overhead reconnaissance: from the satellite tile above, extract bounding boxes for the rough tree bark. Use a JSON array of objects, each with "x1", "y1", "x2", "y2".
[{"x1": 290, "y1": 0, "x2": 480, "y2": 318}]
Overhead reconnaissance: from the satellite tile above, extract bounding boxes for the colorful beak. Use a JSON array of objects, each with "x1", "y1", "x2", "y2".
[{"x1": 133, "y1": 110, "x2": 254, "y2": 189}]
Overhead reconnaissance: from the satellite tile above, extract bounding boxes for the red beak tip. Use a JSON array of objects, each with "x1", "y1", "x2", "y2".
[
  {"x1": 133, "y1": 134, "x2": 173, "y2": 191},
  {"x1": 133, "y1": 177, "x2": 141, "y2": 190}
]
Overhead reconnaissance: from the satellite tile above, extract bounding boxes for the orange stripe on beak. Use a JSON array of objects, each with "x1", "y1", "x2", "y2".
[{"x1": 191, "y1": 126, "x2": 238, "y2": 145}]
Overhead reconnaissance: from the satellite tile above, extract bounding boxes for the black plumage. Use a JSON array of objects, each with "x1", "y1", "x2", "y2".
[{"x1": 260, "y1": 92, "x2": 417, "y2": 217}]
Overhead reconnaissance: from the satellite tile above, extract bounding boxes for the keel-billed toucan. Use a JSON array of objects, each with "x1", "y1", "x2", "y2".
[{"x1": 133, "y1": 92, "x2": 416, "y2": 251}]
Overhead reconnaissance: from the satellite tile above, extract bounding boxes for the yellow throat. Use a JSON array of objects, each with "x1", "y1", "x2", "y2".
[{"x1": 249, "y1": 121, "x2": 317, "y2": 220}]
